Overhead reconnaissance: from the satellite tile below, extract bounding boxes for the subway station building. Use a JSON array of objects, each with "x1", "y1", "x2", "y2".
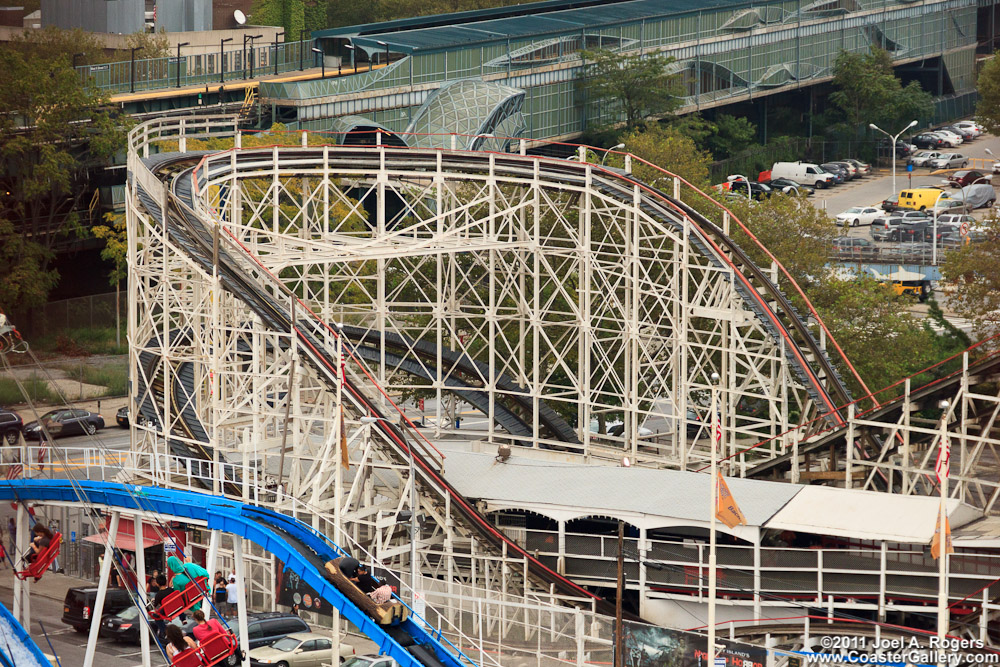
[{"x1": 259, "y1": 0, "x2": 992, "y2": 144}]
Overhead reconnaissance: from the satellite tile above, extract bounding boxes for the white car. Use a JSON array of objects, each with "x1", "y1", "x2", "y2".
[
  {"x1": 835, "y1": 206, "x2": 882, "y2": 227},
  {"x1": 929, "y1": 131, "x2": 962, "y2": 147},
  {"x1": 909, "y1": 150, "x2": 942, "y2": 167},
  {"x1": 952, "y1": 121, "x2": 983, "y2": 137},
  {"x1": 927, "y1": 153, "x2": 968, "y2": 169},
  {"x1": 247, "y1": 632, "x2": 355, "y2": 667}
]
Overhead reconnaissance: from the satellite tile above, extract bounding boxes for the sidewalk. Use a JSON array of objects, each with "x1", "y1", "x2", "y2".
[{"x1": 0, "y1": 570, "x2": 91, "y2": 602}]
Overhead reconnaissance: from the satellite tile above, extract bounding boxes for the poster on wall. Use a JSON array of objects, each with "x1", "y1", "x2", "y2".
[
  {"x1": 276, "y1": 561, "x2": 333, "y2": 616},
  {"x1": 620, "y1": 621, "x2": 766, "y2": 667}
]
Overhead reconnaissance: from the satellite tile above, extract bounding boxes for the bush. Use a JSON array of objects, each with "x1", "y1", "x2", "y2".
[
  {"x1": 57, "y1": 359, "x2": 128, "y2": 397},
  {"x1": 34, "y1": 327, "x2": 127, "y2": 356},
  {"x1": 0, "y1": 375, "x2": 55, "y2": 405}
]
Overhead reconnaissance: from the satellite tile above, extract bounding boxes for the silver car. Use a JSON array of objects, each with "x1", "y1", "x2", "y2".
[
  {"x1": 927, "y1": 153, "x2": 968, "y2": 169},
  {"x1": 909, "y1": 150, "x2": 942, "y2": 167}
]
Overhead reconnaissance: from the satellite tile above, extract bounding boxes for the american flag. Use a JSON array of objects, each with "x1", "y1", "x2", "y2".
[
  {"x1": 713, "y1": 412, "x2": 723, "y2": 444},
  {"x1": 5, "y1": 464, "x2": 22, "y2": 480},
  {"x1": 935, "y1": 433, "x2": 950, "y2": 484}
]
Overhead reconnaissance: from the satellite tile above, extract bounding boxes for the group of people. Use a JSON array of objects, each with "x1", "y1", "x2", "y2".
[
  {"x1": 157, "y1": 555, "x2": 241, "y2": 660},
  {"x1": 212, "y1": 570, "x2": 240, "y2": 618}
]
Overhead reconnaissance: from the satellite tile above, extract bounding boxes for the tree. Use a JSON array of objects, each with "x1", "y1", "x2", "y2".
[
  {"x1": 976, "y1": 55, "x2": 1000, "y2": 134},
  {"x1": 704, "y1": 114, "x2": 757, "y2": 159},
  {"x1": 253, "y1": 0, "x2": 306, "y2": 38},
  {"x1": 619, "y1": 122, "x2": 714, "y2": 190},
  {"x1": 579, "y1": 49, "x2": 684, "y2": 130},
  {"x1": 940, "y1": 213, "x2": 1000, "y2": 339},
  {"x1": 829, "y1": 47, "x2": 933, "y2": 137},
  {"x1": 0, "y1": 30, "x2": 127, "y2": 314},
  {"x1": 92, "y1": 213, "x2": 128, "y2": 347}
]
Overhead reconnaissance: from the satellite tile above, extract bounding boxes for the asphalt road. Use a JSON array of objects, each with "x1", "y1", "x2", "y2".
[
  {"x1": 0, "y1": 583, "x2": 161, "y2": 667},
  {"x1": 813, "y1": 132, "x2": 1000, "y2": 220}
]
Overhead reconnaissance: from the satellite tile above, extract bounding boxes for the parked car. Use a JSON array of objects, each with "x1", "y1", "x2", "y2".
[
  {"x1": 225, "y1": 611, "x2": 311, "y2": 666},
  {"x1": 829, "y1": 160, "x2": 859, "y2": 178},
  {"x1": 870, "y1": 216, "x2": 905, "y2": 241},
  {"x1": 911, "y1": 133, "x2": 947, "y2": 149},
  {"x1": 942, "y1": 124, "x2": 977, "y2": 141},
  {"x1": 926, "y1": 153, "x2": 968, "y2": 169},
  {"x1": 726, "y1": 179, "x2": 773, "y2": 200},
  {"x1": 898, "y1": 188, "x2": 951, "y2": 211},
  {"x1": 768, "y1": 177, "x2": 813, "y2": 195},
  {"x1": 832, "y1": 237, "x2": 877, "y2": 256},
  {"x1": 840, "y1": 158, "x2": 871, "y2": 176},
  {"x1": 342, "y1": 657, "x2": 399, "y2": 667},
  {"x1": 63, "y1": 587, "x2": 134, "y2": 633},
  {"x1": 952, "y1": 120, "x2": 983, "y2": 137},
  {"x1": 820, "y1": 163, "x2": 849, "y2": 183},
  {"x1": 908, "y1": 150, "x2": 943, "y2": 167},
  {"x1": 897, "y1": 210, "x2": 929, "y2": 220},
  {"x1": 926, "y1": 131, "x2": 961, "y2": 148},
  {"x1": 949, "y1": 183, "x2": 996, "y2": 209},
  {"x1": 940, "y1": 230, "x2": 988, "y2": 247},
  {"x1": 947, "y1": 170, "x2": 992, "y2": 188},
  {"x1": 247, "y1": 631, "x2": 356, "y2": 667},
  {"x1": 882, "y1": 139, "x2": 914, "y2": 156},
  {"x1": 99, "y1": 605, "x2": 187, "y2": 644},
  {"x1": 894, "y1": 220, "x2": 930, "y2": 242},
  {"x1": 0, "y1": 408, "x2": 22, "y2": 445},
  {"x1": 23, "y1": 409, "x2": 105, "y2": 440},
  {"x1": 935, "y1": 213, "x2": 975, "y2": 226},
  {"x1": 880, "y1": 195, "x2": 902, "y2": 212},
  {"x1": 115, "y1": 405, "x2": 148, "y2": 429},
  {"x1": 770, "y1": 161, "x2": 836, "y2": 188},
  {"x1": 924, "y1": 223, "x2": 961, "y2": 245},
  {"x1": 932, "y1": 128, "x2": 965, "y2": 145},
  {"x1": 835, "y1": 206, "x2": 882, "y2": 227}
]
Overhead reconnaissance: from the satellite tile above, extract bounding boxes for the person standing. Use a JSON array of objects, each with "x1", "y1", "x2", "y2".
[
  {"x1": 225, "y1": 574, "x2": 239, "y2": 618},
  {"x1": 150, "y1": 574, "x2": 170, "y2": 639}
]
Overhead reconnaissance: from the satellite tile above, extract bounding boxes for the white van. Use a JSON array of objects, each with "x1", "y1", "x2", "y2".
[{"x1": 771, "y1": 162, "x2": 837, "y2": 189}]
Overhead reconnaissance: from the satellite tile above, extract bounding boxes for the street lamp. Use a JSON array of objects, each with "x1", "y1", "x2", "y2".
[
  {"x1": 931, "y1": 188, "x2": 948, "y2": 266},
  {"x1": 707, "y1": 371, "x2": 722, "y2": 667},
  {"x1": 219, "y1": 37, "x2": 233, "y2": 84},
  {"x1": 299, "y1": 30, "x2": 310, "y2": 71},
  {"x1": 246, "y1": 34, "x2": 263, "y2": 79},
  {"x1": 729, "y1": 173, "x2": 752, "y2": 201},
  {"x1": 175, "y1": 42, "x2": 189, "y2": 88},
  {"x1": 869, "y1": 120, "x2": 918, "y2": 197},
  {"x1": 72, "y1": 52, "x2": 85, "y2": 68},
  {"x1": 312, "y1": 47, "x2": 325, "y2": 79},
  {"x1": 129, "y1": 46, "x2": 143, "y2": 93},
  {"x1": 344, "y1": 43, "x2": 355, "y2": 74},
  {"x1": 601, "y1": 143, "x2": 625, "y2": 165},
  {"x1": 936, "y1": 399, "x2": 951, "y2": 651},
  {"x1": 273, "y1": 31, "x2": 285, "y2": 76},
  {"x1": 376, "y1": 40, "x2": 390, "y2": 66}
]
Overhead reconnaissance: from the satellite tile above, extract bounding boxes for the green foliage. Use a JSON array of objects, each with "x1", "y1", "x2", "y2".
[
  {"x1": 123, "y1": 30, "x2": 171, "y2": 60},
  {"x1": 704, "y1": 114, "x2": 757, "y2": 159},
  {"x1": 327, "y1": 0, "x2": 530, "y2": 28},
  {"x1": 829, "y1": 47, "x2": 933, "y2": 138},
  {"x1": 0, "y1": 29, "x2": 127, "y2": 313},
  {"x1": 252, "y1": 0, "x2": 305, "y2": 39},
  {"x1": 619, "y1": 122, "x2": 713, "y2": 190},
  {"x1": 0, "y1": 375, "x2": 54, "y2": 405},
  {"x1": 579, "y1": 49, "x2": 684, "y2": 130},
  {"x1": 33, "y1": 327, "x2": 128, "y2": 356},
  {"x1": 58, "y1": 359, "x2": 129, "y2": 397},
  {"x1": 940, "y1": 212, "x2": 1000, "y2": 339},
  {"x1": 92, "y1": 213, "x2": 128, "y2": 287},
  {"x1": 304, "y1": 0, "x2": 327, "y2": 31},
  {"x1": 976, "y1": 56, "x2": 1000, "y2": 135}
]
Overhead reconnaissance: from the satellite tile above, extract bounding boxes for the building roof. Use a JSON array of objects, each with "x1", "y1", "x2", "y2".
[
  {"x1": 317, "y1": 0, "x2": 755, "y2": 54},
  {"x1": 442, "y1": 449, "x2": 981, "y2": 543}
]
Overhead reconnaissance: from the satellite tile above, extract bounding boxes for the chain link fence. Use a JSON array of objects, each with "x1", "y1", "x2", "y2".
[{"x1": 11, "y1": 292, "x2": 121, "y2": 343}]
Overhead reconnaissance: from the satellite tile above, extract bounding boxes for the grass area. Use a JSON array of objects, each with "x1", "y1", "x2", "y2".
[
  {"x1": 33, "y1": 327, "x2": 127, "y2": 357},
  {"x1": 0, "y1": 375, "x2": 56, "y2": 406},
  {"x1": 58, "y1": 359, "x2": 129, "y2": 397}
]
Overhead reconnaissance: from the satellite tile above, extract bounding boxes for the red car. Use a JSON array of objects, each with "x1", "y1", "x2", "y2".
[{"x1": 947, "y1": 170, "x2": 992, "y2": 188}]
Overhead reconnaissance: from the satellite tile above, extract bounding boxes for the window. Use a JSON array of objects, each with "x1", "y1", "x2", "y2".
[
  {"x1": 274, "y1": 619, "x2": 307, "y2": 635},
  {"x1": 302, "y1": 640, "x2": 319, "y2": 651},
  {"x1": 248, "y1": 625, "x2": 263, "y2": 640},
  {"x1": 806, "y1": 167, "x2": 816, "y2": 174},
  {"x1": 316, "y1": 639, "x2": 332, "y2": 650},
  {"x1": 0, "y1": 414, "x2": 13, "y2": 424}
]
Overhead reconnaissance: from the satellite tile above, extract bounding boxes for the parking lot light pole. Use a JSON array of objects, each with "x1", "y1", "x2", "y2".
[
  {"x1": 220, "y1": 37, "x2": 233, "y2": 83},
  {"x1": 175, "y1": 42, "x2": 189, "y2": 88},
  {"x1": 312, "y1": 47, "x2": 325, "y2": 79},
  {"x1": 932, "y1": 189, "x2": 947, "y2": 266},
  {"x1": 870, "y1": 120, "x2": 918, "y2": 197}
]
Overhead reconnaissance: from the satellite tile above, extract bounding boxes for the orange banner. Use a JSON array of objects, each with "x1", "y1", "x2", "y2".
[
  {"x1": 339, "y1": 403, "x2": 350, "y2": 470},
  {"x1": 931, "y1": 505, "x2": 953, "y2": 560},
  {"x1": 716, "y1": 472, "x2": 747, "y2": 529}
]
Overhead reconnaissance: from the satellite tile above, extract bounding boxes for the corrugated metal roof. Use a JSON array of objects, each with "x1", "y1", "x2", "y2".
[
  {"x1": 443, "y1": 450, "x2": 799, "y2": 529},
  {"x1": 321, "y1": 0, "x2": 753, "y2": 54}
]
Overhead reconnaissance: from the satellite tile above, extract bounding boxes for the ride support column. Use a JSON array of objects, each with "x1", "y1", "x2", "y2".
[
  {"x1": 135, "y1": 515, "x2": 150, "y2": 667},
  {"x1": 233, "y1": 538, "x2": 250, "y2": 660},
  {"x1": 84, "y1": 511, "x2": 120, "y2": 667},
  {"x1": 205, "y1": 529, "x2": 221, "y2": 621},
  {"x1": 13, "y1": 502, "x2": 27, "y2": 626}
]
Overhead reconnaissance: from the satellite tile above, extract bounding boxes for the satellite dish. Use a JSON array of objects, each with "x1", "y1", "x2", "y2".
[{"x1": 234, "y1": 9, "x2": 246, "y2": 25}]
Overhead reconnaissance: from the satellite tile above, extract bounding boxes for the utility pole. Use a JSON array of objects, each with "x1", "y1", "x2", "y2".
[{"x1": 616, "y1": 520, "x2": 624, "y2": 667}]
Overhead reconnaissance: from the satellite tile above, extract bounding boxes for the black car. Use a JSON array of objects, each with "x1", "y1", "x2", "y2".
[
  {"x1": 99, "y1": 605, "x2": 190, "y2": 644},
  {"x1": 832, "y1": 237, "x2": 876, "y2": 256},
  {"x1": 23, "y1": 408, "x2": 105, "y2": 440},
  {"x1": 225, "y1": 612, "x2": 311, "y2": 666},
  {"x1": 0, "y1": 408, "x2": 22, "y2": 445},
  {"x1": 894, "y1": 220, "x2": 930, "y2": 242},
  {"x1": 820, "y1": 163, "x2": 847, "y2": 183},
  {"x1": 63, "y1": 587, "x2": 134, "y2": 632},
  {"x1": 912, "y1": 133, "x2": 947, "y2": 149},
  {"x1": 881, "y1": 195, "x2": 902, "y2": 212},
  {"x1": 768, "y1": 177, "x2": 814, "y2": 196},
  {"x1": 727, "y1": 180, "x2": 773, "y2": 200}
]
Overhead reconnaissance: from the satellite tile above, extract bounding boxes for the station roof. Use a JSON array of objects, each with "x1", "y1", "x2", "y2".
[
  {"x1": 443, "y1": 450, "x2": 980, "y2": 543},
  {"x1": 316, "y1": 0, "x2": 750, "y2": 54}
]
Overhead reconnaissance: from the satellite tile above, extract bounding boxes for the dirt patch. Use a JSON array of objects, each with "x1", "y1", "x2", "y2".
[{"x1": 44, "y1": 379, "x2": 108, "y2": 401}]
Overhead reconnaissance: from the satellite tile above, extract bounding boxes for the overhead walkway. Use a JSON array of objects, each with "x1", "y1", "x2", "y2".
[{"x1": 0, "y1": 479, "x2": 474, "y2": 667}]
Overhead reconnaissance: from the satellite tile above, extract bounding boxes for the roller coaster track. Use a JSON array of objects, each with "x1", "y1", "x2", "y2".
[
  {"x1": 133, "y1": 150, "x2": 621, "y2": 618},
  {"x1": 128, "y1": 137, "x2": 870, "y2": 615}
]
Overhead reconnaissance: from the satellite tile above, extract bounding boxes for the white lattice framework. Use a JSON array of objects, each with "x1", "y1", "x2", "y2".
[{"x1": 124, "y1": 116, "x2": 857, "y2": 619}]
